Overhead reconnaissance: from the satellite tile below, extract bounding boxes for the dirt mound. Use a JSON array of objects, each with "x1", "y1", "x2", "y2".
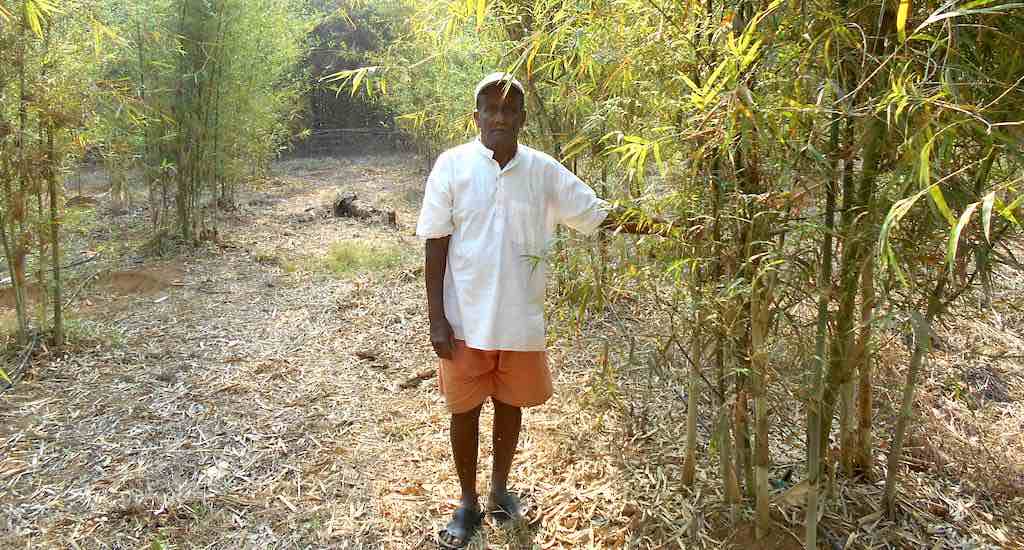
[
  {"x1": 101, "y1": 266, "x2": 183, "y2": 296},
  {"x1": 0, "y1": 283, "x2": 43, "y2": 309},
  {"x1": 65, "y1": 195, "x2": 100, "y2": 208},
  {"x1": 1, "y1": 266, "x2": 182, "y2": 310}
]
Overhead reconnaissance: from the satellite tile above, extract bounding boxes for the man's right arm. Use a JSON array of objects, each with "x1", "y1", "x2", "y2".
[{"x1": 425, "y1": 236, "x2": 454, "y2": 359}]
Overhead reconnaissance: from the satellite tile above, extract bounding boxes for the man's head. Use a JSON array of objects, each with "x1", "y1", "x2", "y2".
[{"x1": 473, "y1": 72, "x2": 526, "y2": 154}]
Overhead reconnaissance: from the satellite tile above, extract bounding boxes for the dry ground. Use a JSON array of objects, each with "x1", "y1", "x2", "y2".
[{"x1": 1, "y1": 153, "x2": 1022, "y2": 549}]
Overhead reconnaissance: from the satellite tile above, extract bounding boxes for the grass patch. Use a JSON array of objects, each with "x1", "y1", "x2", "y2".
[
  {"x1": 63, "y1": 317, "x2": 125, "y2": 351},
  {"x1": 401, "y1": 186, "x2": 424, "y2": 208},
  {"x1": 252, "y1": 248, "x2": 300, "y2": 273},
  {"x1": 322, "y1": 239, "x2": 405, "y2": 276}
]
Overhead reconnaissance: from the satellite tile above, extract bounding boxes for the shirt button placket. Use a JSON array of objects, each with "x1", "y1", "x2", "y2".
[{"x1": 495, "y1": 168, "x2": 504, "y2": 214}]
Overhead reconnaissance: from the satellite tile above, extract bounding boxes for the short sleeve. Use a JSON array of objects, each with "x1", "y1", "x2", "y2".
[
  {"x1": 551, "y1": 162, "x2": 609, "y2": 236},
  {"x1": 415, "y1": 153, "x2": 455, "y2": 239}
]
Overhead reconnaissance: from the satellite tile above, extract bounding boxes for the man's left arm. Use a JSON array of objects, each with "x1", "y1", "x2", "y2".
[
  {"x1": 599, "y1": 204, "x2": 677, "y2": 237},
  {"x1": 551, "y1": 161, "x2": 679, "y2": 239}
]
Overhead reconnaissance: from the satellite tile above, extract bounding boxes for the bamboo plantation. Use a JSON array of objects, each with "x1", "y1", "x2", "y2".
[
  {"x1": 0, "y1": 0, "x2": 307, "y2": 347},
  {"x1": 334, "y1": 0, "x2": 1024, "y2": 546},
  {"x1": 1, "y1": 0, "x2": 1023, "y2": 548}
]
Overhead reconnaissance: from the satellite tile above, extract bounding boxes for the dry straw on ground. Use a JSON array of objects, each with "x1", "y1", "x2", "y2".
[{"x1": 0, "y1": 153, "x2": 1021, "y2": 549}]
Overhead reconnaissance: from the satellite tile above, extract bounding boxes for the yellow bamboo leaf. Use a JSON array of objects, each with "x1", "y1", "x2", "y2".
[
  {"x1": 25, "y1": 2, "x2": 43, "y2": 37},
  {"x1": 350, "y1": 69, "x2": 366, "y2": 97},
  {"x1": 526, "y1": 40, "x2": 541, "y2": 77},
  {"x1": 897, "y1": 0, "x2": 911, "y2": 42},
  {"x1": 476, "y1": 0, "x2": 486, "y2": 29}
]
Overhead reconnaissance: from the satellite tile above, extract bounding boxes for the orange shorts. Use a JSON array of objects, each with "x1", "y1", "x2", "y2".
[{"x1": 438, "y1": 340, "x2": 552, "y2": 414}]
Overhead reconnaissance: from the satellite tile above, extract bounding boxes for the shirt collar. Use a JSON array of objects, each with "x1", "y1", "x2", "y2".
[{"x1": 473, "y1": 137, "x2": 523, "y2": 169}]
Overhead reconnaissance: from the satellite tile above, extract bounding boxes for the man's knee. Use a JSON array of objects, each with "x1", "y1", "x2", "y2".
[
  {"x1": 491, "y1": 398, "x2": 522, "y2": 415},
  {"x1": 452, "y1": 403, "x2": 484, "y2": 422}
]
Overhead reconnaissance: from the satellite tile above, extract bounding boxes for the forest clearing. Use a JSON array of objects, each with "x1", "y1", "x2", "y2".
[
  {"x1": 0, "y1": 153, "x2": 1020, "y2": 549},
  {"x1": 3, "y1": 0, "x2": 1024, "y2": 548}
]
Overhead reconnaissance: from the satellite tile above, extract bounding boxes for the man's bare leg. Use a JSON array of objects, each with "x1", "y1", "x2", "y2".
[
  {"x1": 438, "y1": 404, "x2": 485, "y2": 547},
  {"x1": 489, "y1": 398, "x2": 523, "y2": 519},
  {"x1": 451, "y1": 404, "x2": 484, "y2": 508}
]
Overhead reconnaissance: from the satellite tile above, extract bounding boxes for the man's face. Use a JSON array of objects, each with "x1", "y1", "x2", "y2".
[{"x1": 473, "y1": 84, "x2": 526, "y2": 152}]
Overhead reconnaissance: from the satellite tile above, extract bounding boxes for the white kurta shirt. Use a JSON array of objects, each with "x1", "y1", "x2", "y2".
[{"x1": 416, "y1": 139, "x2": 609, "y2": 351}]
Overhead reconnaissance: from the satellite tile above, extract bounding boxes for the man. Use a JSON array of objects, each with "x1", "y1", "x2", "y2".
[{"x1": 415, "y1": 72, "x2": 669, "y2": 549}]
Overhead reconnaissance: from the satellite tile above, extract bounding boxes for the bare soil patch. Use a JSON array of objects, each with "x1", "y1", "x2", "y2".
[{"x1": 101, "y1": 266, "x2": 185, "y2": 296}]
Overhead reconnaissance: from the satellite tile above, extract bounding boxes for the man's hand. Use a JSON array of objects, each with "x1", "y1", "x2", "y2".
[
  {"x1": 425, "y1": 236, "x2": 453, "y2": 359},
  {"x1": 601, "y1": 205, "x2": 680, "y2": 238},
  {"x1": 430, "y1": 318, "x2": 456, "y2": 359}
]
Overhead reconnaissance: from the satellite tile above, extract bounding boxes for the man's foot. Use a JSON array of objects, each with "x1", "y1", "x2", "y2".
[
  {"x1": 488, "y1": 490, "x2": 525, "y2": 524},
  {"x1": 438, "y1": 503, "x2": 483, "y2": 549}
]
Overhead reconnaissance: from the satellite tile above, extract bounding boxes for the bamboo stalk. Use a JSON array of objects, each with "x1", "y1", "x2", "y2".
[
  {"x1": 682, "y1": 243, "x2": 704, "y2": 486},
  {"x1": 807, "y1": 104, "x2": 839, "y2": 550},
  {"x1": 734, "y1": 384, "x2": 754, "y2": 499},
  {"x1": 820, "y1": 115, "x2": 883, "y2": 463},
  {"x1": 47, "y1": 123, "x2": 62, "y2": 348},
  {"x1": 884, "y1": 275, "x2": 946, "y2": 516},
  {"x1": 751, "y1": 270, "x2": 771, "y2": 537},
  {"x1": 853, "y1": 256, "x2": 875, "y2": 476},
  {"x1": 12, "y1": 5, "x2": 31, "y2": 343}
]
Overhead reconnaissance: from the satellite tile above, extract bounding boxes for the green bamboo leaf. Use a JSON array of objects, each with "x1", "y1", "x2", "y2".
[
  {"x1": 879, "y1": 195, "x2": 919, "y2": 258},
  {"x1": 680, "y1": 74, "x2": 700, "y2": 93},
  {"x1": 1000, "y1": 192, "x2": 1024, "y2": 226},
  {"x1": 918, "y1": 136, "x2": 932, "y2": 187},
  {"x1": 981, "y1": 192, "x2": 995, "y2": 243},
  {"x1": 561, "y1": 134, "x2": 592, "y2": 162},
  {"x1": 960, "y1": 0, "x2": 999, "y2": 9},
  {"x1": 637, "y1": 144, "x2": 649, "y2": 183},
  {"x1": 929, "y1": 186, "x2": 957, "y2": 227},
  {"x1": 0, "y1": 366, "x2": 10, "y2": 385},
  {"x1": 653, "y1": 141, "x2": 666, "y2": 178},
  {"x1": 917, "y1": 3, "x2": 1024, "y2": 32},
  {"x1": 946, "y1": 202, "x2": 979, "y2": 272},
  {"x1": 897, "y1": 0, "x2": 911, "y2": 42},
  {"x1": 887, "y1": 244, "x2": 910, "y2": 288}
]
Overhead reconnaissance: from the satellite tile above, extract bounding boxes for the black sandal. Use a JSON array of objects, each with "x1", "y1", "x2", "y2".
[
  {"x1": 438, "y1": 504, "x2": 484, "y2": 549},
  {"x1": 488, "y1": 491, "x2": 525, "y2": 524}
]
